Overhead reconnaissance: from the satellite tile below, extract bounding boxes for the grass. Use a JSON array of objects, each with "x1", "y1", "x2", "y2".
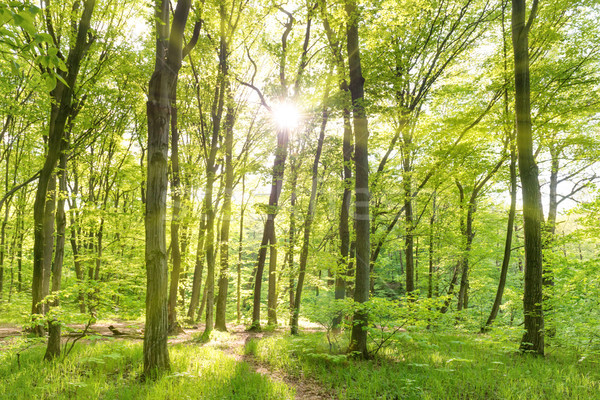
[
  {"x1": 245, "y1": 329, "x2": 600, "y2": 400},
  {"x1": 0, "y1": 337, "x2": 293, "y2": 399}
]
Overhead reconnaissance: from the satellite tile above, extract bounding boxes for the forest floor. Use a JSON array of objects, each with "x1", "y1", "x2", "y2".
[
  {"x1": 0, "y1": 320, "x2": 335, "y2": 399},
  {"x1": 2, "y1": 320, "x2": 600, "y2": 399}
]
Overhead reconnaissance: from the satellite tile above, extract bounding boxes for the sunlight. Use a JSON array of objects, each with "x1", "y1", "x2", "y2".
[{"x1": 272, "y1": 102, "x2": 300, "y2": 130}]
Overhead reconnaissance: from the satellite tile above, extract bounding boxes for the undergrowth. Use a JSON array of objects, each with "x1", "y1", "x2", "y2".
[
  {"x1": 0, "y1": 337, "x2": 293, "y2": 399},
  {"x1": 245, "y1": 330, "x2": 600, "y2": 400}
]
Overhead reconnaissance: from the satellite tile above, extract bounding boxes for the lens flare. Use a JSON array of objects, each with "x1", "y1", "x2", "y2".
[{"x1": 272, "y1": 102, "x2": 300, "y2": 130}]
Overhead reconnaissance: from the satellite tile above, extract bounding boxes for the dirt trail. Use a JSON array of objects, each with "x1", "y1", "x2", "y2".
[
  {"x1": 0, "y1": 322, "x2": 336, "y2": 399},
  {"x1": 207, "y1": 325, "x2": 336, "y2": 400}
]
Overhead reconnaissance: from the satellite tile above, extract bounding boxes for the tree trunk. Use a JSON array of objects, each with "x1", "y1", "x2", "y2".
[
  {"x1": 346, "y1": 0, "x2": 370, "y2": 359},
  {"x1": 334, "y1": 92, "x2": 353, "y2": 331},
  {"x1": 144, "y1": 0, "x2": 192, "y2": 377},
  {"x1": 291, "y1": 92, "x2": 329, "y2": 335},
  {"x1": 286, "y1": 160, "x2": 298, "y2": 325},
  {"x1": 31, "y1": 0, "x2": 96, "y2": 337},
  {"x1": 41, "y1": 177, "x2": 57, "y2": 315},
  {"x1": 512, "y1": 0, "x2": 544, "y2": 355},
  {"x1": 428, "y1": 194, "x2": 436, "y2": 299},
  {"x1": 237, "y1": 176, "x2": 246, "y2": 324},
  {"x1": 403, "y1": 145, "x2": 415, "y2": 296},
  {"x1": 215, "y1": 86, "x2": 235, "y2": 332},
  {"x1": 45, "y1": 149, "x2": 67, "y2": 360},
  {"x1": 267, "y1": 231, "x2": 278, "y2": 326},
  {"x1": 457, "y1": 187, "x2": 476, "y2": 311},
  {"x1": 187, "y1": 212, "x2": 206, "y2": 320},
  {"x1": 250, "y1": 128, "x2": 289, "y2": 330},
  {"x1": 0, "y1": 198, "x2": 8, "y2": 298},
  {"x1": 484, "y1": 144, "x2": 517, "y2": 330},
  {"x1": 168, "y1": 96, "x2": 182, "y2": 334}
]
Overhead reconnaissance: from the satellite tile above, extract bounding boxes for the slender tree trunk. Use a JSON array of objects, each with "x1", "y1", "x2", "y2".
[
  {"x1": 291, "y1": 90, "x2": 329, "y2": 334},
  {"x1": 333, "y1": 93, "x2": 353, "y2": 331},
  {"x1": 267, "y1": 230, "x2": 278, "y2": 326},
  {"x1": 250, "y1": 127, "x2": 289, "y2": 330},
  {"x1": 428, "y1": 194, "x2": 436, "y2": 299},
  {"x1": 457, "y1": 190, "x2": 476, "y2": 311},
  {"x1": 0, "y1": 200, "x2": 9, "y2": 298},
  {"x1": 215, "y1": 86, "x2": 235, "y2": 332},
  {"x1": 202, "y1": 22, "x2": 228, "y2": 334},
  {"x1": 31, "y1": 0, "x2": 96, "y2": 337},
  {"x1": 286, "y1": 160, "x2": 298, "y2": 325},
  {"x1": 512, "y1": 0, "x2": 544, "y2": 355},
  {"x1": 484, "y1": 144, "x2": 517, "y2": 330},
  {"x1": 168, "y1": 94, "x2": 182, "y2": 334},
  {"x1": 202, "y1": 170, "x2": 217, "y2": 334},
  {"x1": 403, "y1": 148, "x2": 415, "y2": 296},
  {"x1": 45, "y1": 149, "x2": 67, "y2": 360},
  {"x1": 237, "y1": 176, "x2": 246, "y2": 324},
  {"x1": 346, "y1": 0, "x2": 370, "y2": 359},
  {"x1": 41, "y1": 177, "x2": 57, "y2": 315},
  {"x1": 440, "y1": 260, "x2": 460, "y2": 314},
  {"x1": 187, "y1": 212, "x2": 206, "y2": 320},
  {"x1": 543, "y1": 148, "x2": 558, "y2": 337}
]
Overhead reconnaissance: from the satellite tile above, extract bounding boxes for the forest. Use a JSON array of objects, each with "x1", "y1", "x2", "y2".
[{"x1": 1, "y1": 0, "x2": 600, "y2": 398}]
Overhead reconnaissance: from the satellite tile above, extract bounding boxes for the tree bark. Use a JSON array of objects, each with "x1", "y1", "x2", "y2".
[{"x1": 512, "y1": 0, "x2": 544, "y2": 355}]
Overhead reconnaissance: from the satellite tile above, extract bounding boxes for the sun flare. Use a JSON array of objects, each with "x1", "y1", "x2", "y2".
[{"x1": 272, "y1": 102, "x2": 300, "y2": 130}]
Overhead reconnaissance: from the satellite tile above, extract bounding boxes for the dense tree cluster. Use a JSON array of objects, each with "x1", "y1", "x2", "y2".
[{"x1": 1, "y1": 0, "x2": 600, "y2": 376}]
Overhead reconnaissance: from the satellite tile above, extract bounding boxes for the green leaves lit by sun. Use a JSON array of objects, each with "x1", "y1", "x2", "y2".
[{"x1": 272, "y1": 102, "x2": 300, "y2": 130}]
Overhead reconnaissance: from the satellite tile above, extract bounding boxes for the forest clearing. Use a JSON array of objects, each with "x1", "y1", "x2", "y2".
[{"x1": 1, "y1": 0, "x2": 600, "y2": 398}]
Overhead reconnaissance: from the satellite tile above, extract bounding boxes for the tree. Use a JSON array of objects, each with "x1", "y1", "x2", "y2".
[
  {"x1": 144, "y1": 0, "x2": 193, "y2": 377},
  {"x1": 512, "y1": 0, "x2": 544, "y2": 355},
  {"x1": 30, "y1": 0, "x2": 97, "y2": 337},
  {"x1": 345, "y1": 0, "x2": 370, "y2": 359}
]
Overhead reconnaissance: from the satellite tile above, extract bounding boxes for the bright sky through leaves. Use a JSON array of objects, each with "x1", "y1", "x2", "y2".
[{"x1": 272, "y1": 102, "x2": 300, "y2": 130}]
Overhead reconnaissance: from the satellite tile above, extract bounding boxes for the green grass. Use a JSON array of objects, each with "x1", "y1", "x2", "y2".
[
  {"x1": 0, "y1": 337, "x2": 293, "y2": 399},
  {"x1": 245, "y1": 330, "x2": 600, "y2": 400}
]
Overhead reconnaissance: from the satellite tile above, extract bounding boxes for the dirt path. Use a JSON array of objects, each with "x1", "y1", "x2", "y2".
[
  {"x1": 1, "y1": 322, "x2": 335, "y2": 399},
  {"x1": 206, "y1": 325, "x2": 336, "y2": 400}
]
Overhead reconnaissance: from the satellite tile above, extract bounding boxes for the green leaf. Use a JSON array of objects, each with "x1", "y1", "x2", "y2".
[
  {"x1": 56, "y1": 74, "x2": 69, "y2": 88},
  {"x1": 43, "y1": 72, "x2": 57, "y2": 91}
]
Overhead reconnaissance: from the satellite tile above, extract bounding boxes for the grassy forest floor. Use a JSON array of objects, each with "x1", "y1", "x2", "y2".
[{"x1": 1, "y1": 320, "x2": 600, "y2": 399}]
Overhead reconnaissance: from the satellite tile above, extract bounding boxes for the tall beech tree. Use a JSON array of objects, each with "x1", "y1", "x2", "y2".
[
  {"x1": 31, "y1": 0, "x2": 96, "y2": 336},
  {"x1": 144, "y1": 0, "x2": 193, "y2": 377},
  {"x1": 290, "y1": 77, "x2": 331, "y2": 335},
  {"x1": 345, "y1": 0, "x2": 370, "y2": 359},
  {"x1": 512, "y1": 0, "x2": 544, "y2": 355},
  {"x1": 247, "y1": 4, "x2": 315, "y2": 330}
]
